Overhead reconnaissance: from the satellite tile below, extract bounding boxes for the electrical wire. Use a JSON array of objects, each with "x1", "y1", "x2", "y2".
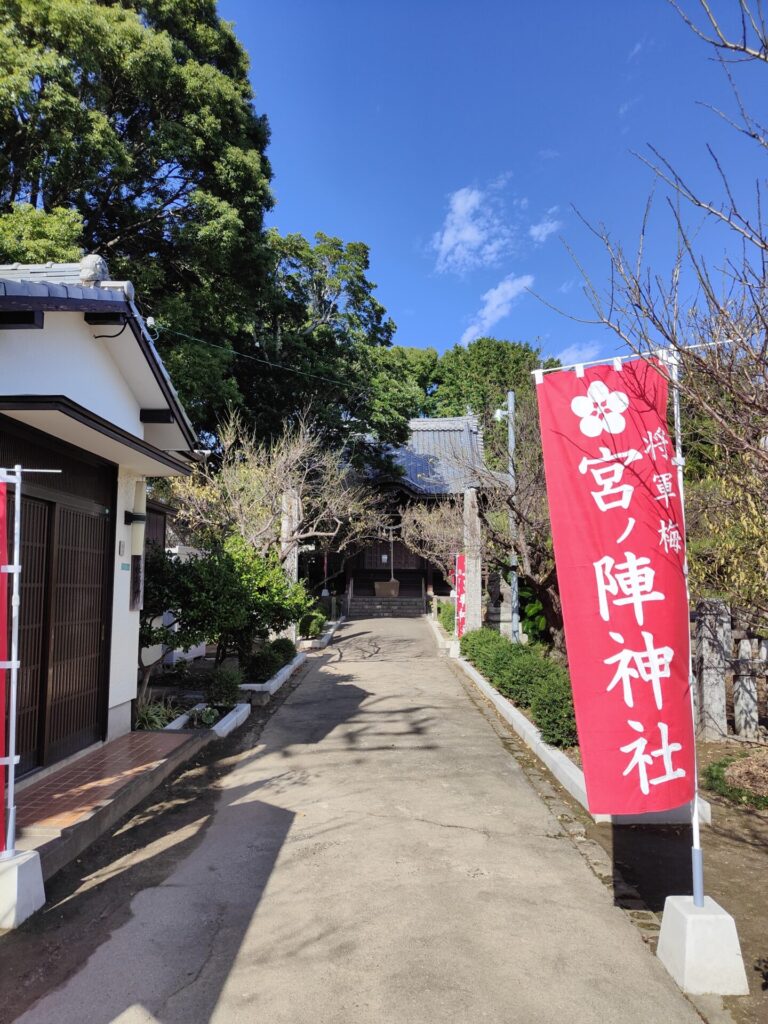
[
  {"x1": 156, "y1": 324, "x2": 372, "y2": 394},
  {"x1": 93, "y1": 320, "x2": 129, "y2": 340}
]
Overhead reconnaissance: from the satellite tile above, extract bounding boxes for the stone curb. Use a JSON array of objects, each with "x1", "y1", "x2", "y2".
[
  {"x1": 453, "y1": 655, "x2": 711, "y2": 827},
  {"x1": 426, "y1": 615, "x2": 460, "y2": 657},
  {"x1": 298, "y1": 617, "x2": 345, "y2": 651},
  {"x1": 239, "y1": 652, "x2": 307, "y2": 697},
  {"x1": 212, "y1": 702, "x2": 251, "y2": 737},
  {"x1": 165, "y1": 702, "x2": 251, "y2": 737}
]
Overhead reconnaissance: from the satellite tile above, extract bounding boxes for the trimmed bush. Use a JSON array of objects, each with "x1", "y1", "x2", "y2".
[
  {"x1": 299, "y1": 610, "x2": 326, "y2": 639},
  {"x1": 528, "y1": 666, "x2": 578, "y2": 748},
  {"x1": 460, "y1": 628, "x2": 578, "y2": 748},
  {"x1": 437, "y1": 599, "x2": 455, "y2": 635},
  {"x1": 271, "y1": 637, "x2": 297, "y2": 663},
  {"x1": 244, "y1": 646, "x2": 284, "y2": 682},
  {"x1": 204, "y1": 667, "x2": 243, "y2": 709}
]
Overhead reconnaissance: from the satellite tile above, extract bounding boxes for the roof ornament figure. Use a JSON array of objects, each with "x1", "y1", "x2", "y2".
[{"x1": 78, "y1": 253, "x2": 110, "y2": 284}]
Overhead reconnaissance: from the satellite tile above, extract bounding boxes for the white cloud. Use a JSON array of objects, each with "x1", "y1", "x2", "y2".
[
  {"x1": 618, "y1": 97, "x2": 640, "y2": 118},
  {"x1": 460, "y1": 273, "x2": 534, "y2": 345},
  {"x1": 558, "y1": 279, "x2": 577, "y2": 294},
  {"x1": 432, "y1": 186, "x2": 513, "y2": 273},
  {"x1": 538, "y1": 148, "x2": 560, "y2": 160},
  {"x1": 554, "y1": 341, "x2": 601, "y2": 365},
  {"x1": 529, "y1": 208, "x2": 562, "y2": 244},
  {"x1": 628, "y1": 39, "x2": 643, "y2": 61}
]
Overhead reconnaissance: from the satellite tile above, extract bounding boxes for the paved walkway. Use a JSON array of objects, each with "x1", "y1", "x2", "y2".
[{"x1": 15, "y1": 619, "x2": 701, "y2": 1024}]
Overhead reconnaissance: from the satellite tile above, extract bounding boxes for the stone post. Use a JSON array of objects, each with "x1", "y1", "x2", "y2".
[
  {"x1": 281, "y1": 489, "x2": 300, "y2": 641},
  {"x1": 734, "y1": 638, "x2": 759, "y2": 738},
  {"x1": 694, "y1": 600, "x2": 730, "y2": 741},
  {"x1": 463, "y1": 488, "x2": 482, "y2": 633}
]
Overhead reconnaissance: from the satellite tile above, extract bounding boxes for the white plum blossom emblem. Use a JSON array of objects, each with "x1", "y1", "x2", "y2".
[{"x1": 571, "y1": 381, "x2": 629, "y2": 437}]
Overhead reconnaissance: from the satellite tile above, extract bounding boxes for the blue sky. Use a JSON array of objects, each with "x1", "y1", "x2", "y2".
[{"x1": 219, "y1": 1, "x2": 762, "y2": 364}]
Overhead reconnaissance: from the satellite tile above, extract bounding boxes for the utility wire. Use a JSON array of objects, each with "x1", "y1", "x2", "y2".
[{"x1": 156, "y1": 324, "x2": 371, "y2": 394}]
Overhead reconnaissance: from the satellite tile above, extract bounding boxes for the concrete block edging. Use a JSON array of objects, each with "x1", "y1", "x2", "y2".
[
  {"x1": 427, "y1": 615, "x2": 460, "y2": 658},
  {"x1": 454, "y1": 656, "x2": 711, "y2": 827},
  {"x1": 239, "y1": 652, "x2": 307, "y2": 697},
  {"x1": 164, "y1": 702, "x2": 251, "y2": 737},
  {"x1": 298, "y1": 617, "x2": 345, "y2": 651}
]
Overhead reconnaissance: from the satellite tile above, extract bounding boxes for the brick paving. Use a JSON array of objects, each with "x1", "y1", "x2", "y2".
[{"x1": 16, "y1": 732, "x2": 190, "y2": 831}]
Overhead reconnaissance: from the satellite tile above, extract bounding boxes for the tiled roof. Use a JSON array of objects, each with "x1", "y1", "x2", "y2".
[
  {"x1": 0, "y1": 277, "x2": 128, "y2": 303},
  {"x1": 391, "y1": 415, "x2": 491, "y2": 495},
  {"x1": 0, "y1": 255, "x2": 133, "y2": 302}
]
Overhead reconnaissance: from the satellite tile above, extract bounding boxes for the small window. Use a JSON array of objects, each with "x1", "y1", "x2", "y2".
[{"x1": 0, "y1": 310, "x2": 44, "y2": 329}]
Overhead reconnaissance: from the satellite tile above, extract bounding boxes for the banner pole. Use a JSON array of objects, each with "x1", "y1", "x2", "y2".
[
  {"x1": 666, "y1": 352, "x2": 705, "y2": 908},
  {"x1": 4, "y1": 465, "x2": 22, "y2": 857},
  {"x1": 1, "y1": 466, "x2": 60, "y2": 859},
  {"x1": 507, "y1": 390, "x2": 521, "y2": 642}
]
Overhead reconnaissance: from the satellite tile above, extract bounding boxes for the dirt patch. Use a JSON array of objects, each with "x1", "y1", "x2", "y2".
[
  {"x1": 0, "y1": 667, "x2": 308, "y2": 1024},
  {"x1": 724, "y1": 749, "x2": 768, "y2": 799}
]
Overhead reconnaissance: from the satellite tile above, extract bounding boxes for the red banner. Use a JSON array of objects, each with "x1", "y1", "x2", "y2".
[
  {"x1": 0, "y1": 482, "x2": 6, "y2": 850},
  {"x1": 536, "y1": 359, "x2": 695, "y2": 815},
  {"x1": 455, "y1": 553, "x2": 467, "y2": 638}
]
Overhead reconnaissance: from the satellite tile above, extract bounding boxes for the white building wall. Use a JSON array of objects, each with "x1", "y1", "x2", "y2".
[
  {"x1": 0, "y1": 313, "x2": 143, "y2": 436},
  {"x1": 106, "y1": 469, "x2": 144, "y2": 740}
]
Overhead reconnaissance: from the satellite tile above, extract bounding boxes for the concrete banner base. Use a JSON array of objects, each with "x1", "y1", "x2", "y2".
[
  {"x1": 656, "y1": 895, "x2": 749, "y2": 995},
  {"x1": 0, "y1": 849, "x2": 46, "y2": 930}
]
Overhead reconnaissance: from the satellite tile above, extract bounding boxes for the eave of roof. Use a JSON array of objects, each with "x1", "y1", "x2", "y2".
[
  {"x1": 0, "y1": 395, "x2": 193, "y2": 476},
  {"x1": 0, "y1": 276, "x2": 197, "y2": 451}
]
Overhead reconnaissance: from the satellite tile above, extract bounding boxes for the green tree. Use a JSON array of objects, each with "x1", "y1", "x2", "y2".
[
  {"x1": 139, "y1": 545, "x2": 251, "y2": 699},
  {"x1": 0, "y1": 202, "x2": 83, "y2": 262},
  {"x1": 0, "y1": 0, "x2": 272, "y2": 434},
  {"x1": 429, "y1": 337, "x2": 556, "y2": 467},
  {"x1": 0, "y1": 4, "x2": 412, "y2": 447},
  {"x1": 222, "y1": 535, "x2": 311, "y2": 658},
  {"x1": 362, "y1": 345, "x2": 438, "y2": 444},
  {"x1": 228, "y1": 231, "x2": 400, "y2": 445}
]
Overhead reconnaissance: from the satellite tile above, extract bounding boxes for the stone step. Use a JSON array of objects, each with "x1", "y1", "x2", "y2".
[{"x1": 348, "y1": 597, "x2": 425, "y2": 619}]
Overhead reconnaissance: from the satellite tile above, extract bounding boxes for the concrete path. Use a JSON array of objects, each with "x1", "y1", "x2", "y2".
[{"x1": 15, "y1": 618, "x2": 702, "y2": 1024}]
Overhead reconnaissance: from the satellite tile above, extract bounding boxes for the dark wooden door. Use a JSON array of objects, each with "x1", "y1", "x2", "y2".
[
  {"x1": 11, "y1": 495, "x2": 53, "y2": 776},
  {"x1": 44, "y1": 504, "x2": 111, "y2": 765},
  {"x1": 2, "y1": 415, "x2": 115, "y2": 775}
]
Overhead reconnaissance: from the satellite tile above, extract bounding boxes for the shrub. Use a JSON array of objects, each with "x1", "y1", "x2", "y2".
[
  {"x1": 271, "y1": 637, "x2": 297, "y2": 663},
  {"x1": 495, "y1": 646, "x2": 558, "y2": 708},
  {"x1": 244, "y1": 646, "x2": 284, "y2": 682},
  {"x1": 529, "y1": 666, "x2": 578, "y2": 748},
  {"x1": 299, "y1": 610, "x2": 326, "y2": 638},
  {"x1": 135, "y1": 698, "x2": 178, "y2": 730},
  {"x1": 204, "y1": 667, "x2": 243, "y2": 708},
  {"x1": 188, "y1": 706, "x2": 220, "y2": 727},
  {"x1": 459, "y1": 628, "x2": 507, "y2": 674},
  {"x1": 437, "y1": 599, "x2": 455, "y2": 635},
  {"x1": 460, "y1": 628, "x2": 578, "y2": 748}
]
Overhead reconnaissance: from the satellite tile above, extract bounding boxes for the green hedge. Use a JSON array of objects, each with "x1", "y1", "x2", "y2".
[
  {"x1": 460, "y1": 628, "x2": 578, "y2": 748},
  {"x1": 299, "y1": 610, "x2": 327, "y2": 639},
  {"x1": 243, "y1": 638, "x2": 297, "y2": 683},
  {"x1": 270, "y1": 637, "x2": 297, "y2": 662},
  {"x1": 437, "y1": 599, "x2": 455, "y2": 635},
  {"x1": 204, "y1": 667, "x2": 243, "y2": 708}
]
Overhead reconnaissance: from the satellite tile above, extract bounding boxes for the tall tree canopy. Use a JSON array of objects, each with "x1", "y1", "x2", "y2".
[
  {"x1": 0, "y1": 0, "x2": 273, "y2": 434},
  {"x1": 0, "y1": 1, "x2": 407, "y2": 444},
  {"x1": 221, "y1": 231, "x2": 401, "y2": 446},
  {"x1": 428, "y1": 337, "x2": 557, "y2": 466}
]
